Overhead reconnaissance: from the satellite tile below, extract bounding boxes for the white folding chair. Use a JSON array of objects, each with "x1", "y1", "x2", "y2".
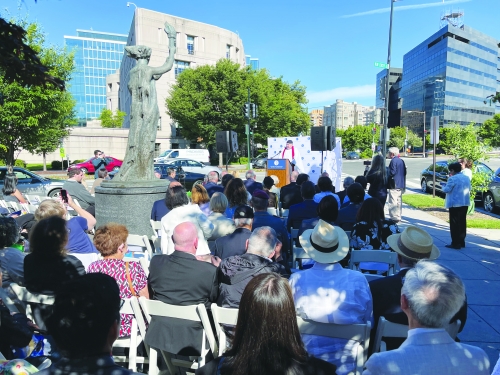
[
  {"x1": 445, "y1": 319, "x2": 461, "y2": 339},
  {"x1": 292, "y1": 246, "x2": 311, "y2": 270},
  {"x1": 113, "y1": 298, "x2": 148, "y2": 371},
  {"x1": 373, "y1": 316, "x2": 409, "y2": 352},
  {"x1": 150, "y1": 220, "x2": 162, "y2": 254},
  {"x1": 0, "y1": 200, "x2": 7, "y2": 208},
  {"x1": 0, "y1": 288, "x2": 20, "y2": 313},
  {"x1": 139, "y1": 297, "x2": 218, "y2": 373},
  {"x1": 127, "y1": 234, "x2": 154, "y2": 260},
  {"x1": 364, "y1": 274, "x2": 384, "y2": 282},
  {"x1": 25, "y1": 195, "x2": 44, "y2": 205},
  {"x1": 6, "y1": 201, "x2": 20, "y2": 211},
  {"x1": 349, "y1": 250, "x2": 398, "y2": 276},
  {"x1": 282, "y1": 209, "x2": 289, "y2": 218},
  {"x1": 297, "y1": 316, "x2": 371, "y2": 375},
  {"x1": 20, "y1": 203, "x2": 38, "y2": 214},
  {"x1": 290, "y1": 228, "x2": 299, "y2": 255},
  {"x1": 211, "y1": 303, "x2": 239, "y2": 357},
  {"x1": 9, "y1": 283, "x2": 54, "y2": 328}
]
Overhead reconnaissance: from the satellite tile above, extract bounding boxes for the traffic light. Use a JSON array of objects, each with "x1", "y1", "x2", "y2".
[
  {"x1": 243, "y1": 103, "x2": 250, "y2": 118},
  {"x1": 372, "y1": 127, "x2": 376, "y2": 135},
  {"x1": 250, "y1": 103, "x2": 258, "y2": 118}
]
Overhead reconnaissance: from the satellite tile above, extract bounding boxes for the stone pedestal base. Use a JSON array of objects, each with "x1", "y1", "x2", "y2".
[{"x1": 95, "y1": 180, "x2": 168, "y2": 237}]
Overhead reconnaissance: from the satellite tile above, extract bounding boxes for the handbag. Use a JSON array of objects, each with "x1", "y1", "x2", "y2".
[{"x1": 125, "y1": 262, "x2": 138, "y2": 297}]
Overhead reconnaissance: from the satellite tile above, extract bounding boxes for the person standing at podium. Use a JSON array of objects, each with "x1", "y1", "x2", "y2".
[{"x1": 281, "y1": 140, "x2": 304, "y2": 173}]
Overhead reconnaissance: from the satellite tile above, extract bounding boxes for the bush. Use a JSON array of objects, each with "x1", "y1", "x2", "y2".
[
  {"x1": 14, "y1": 159, "x2": 26, "y2": 168},
  {"x1": 359, "y1": 149, "x2": 373, "y2": 159},
  {"x1": 0, "y1": 160, "x2": 5, "y2": 166},
  {"x1": 26, "y1": 164, "x2": 45, "y2": 171},
  {"x1": 51, "y1": 160, "x2": 70, "y2": 170},
  {"x1": 230, "y1": 157, "x2": 249, "y2": 165}
]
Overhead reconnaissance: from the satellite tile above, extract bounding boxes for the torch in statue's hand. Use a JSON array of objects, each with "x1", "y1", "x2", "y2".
[{"x1": 164, "y1": 23, "x2": 176, "y2": 40}]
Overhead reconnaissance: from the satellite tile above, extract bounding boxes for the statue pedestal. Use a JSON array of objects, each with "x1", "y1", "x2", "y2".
[{"x1": 95, "y1": 179, "x2": 168, "y2": 237}]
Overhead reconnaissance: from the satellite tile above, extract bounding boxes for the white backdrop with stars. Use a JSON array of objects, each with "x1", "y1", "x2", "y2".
[{"x1": 267, "y1": 136, "x2": 343, "y2": 192}]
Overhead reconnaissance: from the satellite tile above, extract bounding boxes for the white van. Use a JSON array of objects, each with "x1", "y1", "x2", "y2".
[{"x1": 154, "y1": 149, "x2": 210, "y2": 164}]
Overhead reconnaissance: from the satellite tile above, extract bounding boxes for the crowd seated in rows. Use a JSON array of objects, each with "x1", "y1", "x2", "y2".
[
  {"x1": 279, "y1": 171, "x2": 307, "y2": 209},
  {"x1": 39, "y1": 273, "x2": 134, "y2": 374},
  {"x1": 262, "y1": 176, "x2": 278, "y2": 208},
  {"x1": 224, "y1": 178, "x2": 249, "y2": 219},
  {"x1": 218, "y1": 226, "x2": 289, "y2": 308},
  {"x1": 214, "y1": 205, "x2": 253, "y2": 260},
  {"x1": 337, "y1": 176, "x2": 354, "y2": 206},
  {"x1": 205, "y1": 171, "x2": 224, "y2": 197},
  {"x1": 297, "y1": 195, "x2": 339, "y2": 247},
  {"x1": 24, "y1": 216, "x2": 85, "y2": 294},
  {"x1": 88, "y1": 223, "x2": 149, "y2": 337},
  {"x1": 62, "y1": 168, "x2": 95, "y2": 216},
  {"x1": 207, "y1": 193, "x2": 236, "y2": 241},
  {"x1": 243, "y1": 170, "x2": 263, "y2": 195},
  {"x1": 251, "y1": 190, "x2": 289, "y2": 255},
  {"x1": 147, "y1": 222, "x2": 218, "y2": 357},
  {"x1": 313, "y1": 176, "x2": 340, "y2": 208},
  {"x1": 290, "y1": 219, "x2": 372, "y2": 375},
  {"x1": 192, "y1": 184, "x2": 211, "y2": 216},
  {"x1": 197, "y1": 273, "x2": 337, "y2": 375},
  {"x1": 335, "y1": 182, "x2": 365, "y2": 231},
  {"x1": 161, "y1": 184, "x2": 214, "y2": 256},
  {"x1": 0, "y1": 217, "x2": 25, "y2": 288},
  {"x1": 287, "y1": 181, "x2": 318, "y2": 231}
]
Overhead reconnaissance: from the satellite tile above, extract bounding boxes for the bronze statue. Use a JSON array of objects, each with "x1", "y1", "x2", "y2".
[{"x1": 113, "y1": 22, "x2": 176, "y2": 182}]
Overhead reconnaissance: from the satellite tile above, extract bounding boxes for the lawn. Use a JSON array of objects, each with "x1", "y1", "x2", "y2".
[{"x1": 403, "y1": 193, "x2": 500, "y2": 229}]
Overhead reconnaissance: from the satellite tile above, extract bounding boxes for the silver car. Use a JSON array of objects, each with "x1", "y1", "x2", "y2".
[
  {"x1": 159, "y1": 158, "x2": 222, "y2": 178},
  {"x1": 0, "y1": 167, "x2": 65, "y2": 198}
]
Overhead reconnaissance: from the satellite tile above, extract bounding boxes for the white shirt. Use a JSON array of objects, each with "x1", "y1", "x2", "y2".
[
  {"x1": 160, "y1": 204, "x2": 214, "y2": 255},
  {"x1": 282, "y1": 147, "x2": 304, "y2": 172},
  {"x1": 289, "y1": 262, "x2": 373, "y2": 375},
  {"x1": 313, "y1": 191, "x2": 341, "y2": 208}
]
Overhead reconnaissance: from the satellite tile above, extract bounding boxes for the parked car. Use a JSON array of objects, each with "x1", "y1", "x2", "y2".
[
  {"x1": 158, "y1": 158, "x2": 221, "y2": 177},
  {"x1": 482, "y1": 167, "x2": 500, "y2": 213},
  {"x1": 345, "y1": 152, "x2": 360, "y2": 160},
  {"x1": 0, "y1": 167, "x2": 65, "y2": 198},
  {"x1": 154, "y1": 163, "x2": 205, "y2": 190},
  {"x1": 252, "y1": 152, "x2": 268, "y2": 169},
  {"x1": 154, "y1": 149, "x2": 210, "y2": 164},
  {"x1": 420, "y1": 161, "x2": 494, "y2": 202},
  {"x1": 69, "y1": 157, "x2": 123, "y2": 175}
]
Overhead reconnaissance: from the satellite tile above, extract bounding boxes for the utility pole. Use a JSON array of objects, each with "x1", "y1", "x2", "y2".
[{"x1": 246, "y1": 88, "x2": 251, "y2": 170}]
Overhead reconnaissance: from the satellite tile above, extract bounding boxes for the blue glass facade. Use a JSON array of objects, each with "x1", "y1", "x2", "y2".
[
  {"x1": 401, "y1": 25, "x2": 499, "y2": 134},
  {"x1": 245, "y1": 54, "x2": 260, "y2": 70},
  {"x1": 65, "y1": 30, "x2": 127, "y2": 126}
]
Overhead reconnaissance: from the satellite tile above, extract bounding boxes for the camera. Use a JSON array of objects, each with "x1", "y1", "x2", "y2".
[{"x1": 363, "y1": 161, "x2": 372, "y2": 166}]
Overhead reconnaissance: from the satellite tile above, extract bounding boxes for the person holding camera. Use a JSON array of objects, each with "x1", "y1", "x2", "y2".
[{"x1": 366, "y1": 154, "x2": 388, "y2": 206}]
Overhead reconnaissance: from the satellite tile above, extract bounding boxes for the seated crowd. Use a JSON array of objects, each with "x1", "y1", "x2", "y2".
[{"x1": 0, "y1": 166, "x2": 493, "y2": 375}]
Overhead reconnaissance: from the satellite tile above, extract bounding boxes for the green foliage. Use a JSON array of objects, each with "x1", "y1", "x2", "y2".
[
  {"x1": 99, "y1": 108, "x2": 127, "y2": 128},
  {"x1": 166, "y1": 60, "x2": 310, "y2": 146},
  {"x1": 51, "y1": 160, "x2": 69, "y2": 170},
  {"x1": 26, "y1": 163, "x2": 45, "y2": 171},
  {"x1": 388, "y1": 126, "x2": 406, "y2": 151},
  {"x1": 359, "y1": 148, "x2": 373, "y2": 159},
  {"x1": 444, "y1": 124, "x2": 489, "y2": 162},
  {"x1": 406, "y1": 130, "x2": 422, "y2": 149},
  {"x1": 14, "y1": 159, "x2": 26, "y2": 168},
  {"x1": 402, "y1": 194, "x2": 444, "y2": 208},
  {"x1": 478, "y1": 114, "x2": 500, "y2": 147},
  {"x1": 340, "y1": 125, "x2": 376, "y2": 152},
  {"x1": 0, "y1": 22, "x2": 76, "y2": 166},
  {"x1": 470, "y1": 168, "x2": 493, "y2": 203}
]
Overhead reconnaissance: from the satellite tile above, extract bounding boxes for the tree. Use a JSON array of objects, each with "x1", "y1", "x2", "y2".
[
  {"x1": 99, "y1": 108, "x2": 127, "y2": 128},
  {"x1": 340, "y1": 125, "x2": 375, "y2": 152},
  {"x1": 406, "y1": 129, "x2": 422, "y2": 150},
  {"x1": 478, "y1": 114, "x2": 500, "y2": 147},
  {"x1": 388, "y1": 126, "x2": 406, "y2": 151},
  {"x1": 0, "y1": 22, "x2": 75, "y2": 166},
  {"x1": 166, "y1": 60, "x2": 310, "y2": 147}
]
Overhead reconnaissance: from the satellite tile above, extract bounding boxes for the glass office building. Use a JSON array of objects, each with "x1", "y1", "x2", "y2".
[
  {"x1": 245, "y1": 54, "x2": 260, "y2": 70},
  {"x1": 65, "y1": 30, "x2": 127, "y2": 126},
  {"x1": 401, "y1": 25, "x2": 499, "y2": 134}
]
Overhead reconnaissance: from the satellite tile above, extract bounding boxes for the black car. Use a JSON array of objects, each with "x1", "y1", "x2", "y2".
[
  {"x1": 154, "y1": 163, "x2": 205, "y2": 190},
  {"x1": 420, "y1": 161, "x2": 493, "y2": 202},
  {"x1": 346, "y1": 152, "x2": 360, "y2": 160},
  {"x1": 482, "y1": 167, "x2": 500, "y2": 213},
  {"x1": 251, "y1": 152, "x2": 268, "y2": 169}
]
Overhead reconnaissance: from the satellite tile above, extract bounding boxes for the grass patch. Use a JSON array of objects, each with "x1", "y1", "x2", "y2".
[
  {"x1": 403, "y1": 194, "x2": 445, "y2": 208},
  {"x1": 26, "y1": 163, "x2": 45, "y2": 171},
  {"x1": 466, "y1": 219, "x2": 500, "y2": 229}
]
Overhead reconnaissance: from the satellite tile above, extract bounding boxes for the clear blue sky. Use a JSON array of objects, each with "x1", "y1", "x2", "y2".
[{"x1": 2, "y1": 0, "x2": 498, "y2": 110}]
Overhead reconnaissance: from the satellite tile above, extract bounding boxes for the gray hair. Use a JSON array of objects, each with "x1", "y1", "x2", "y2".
[
  {"x1": 245, "y1": 170, "x2": 256, "y2": 179},
  {"x1": 389, "y1": 147, "x2": 400, "y2": 156},
  {"x1": 247, "y1": 226, "x2": 277, "y2": 257},
  {"x1": 290, "y1": 171, "x2": 299, "y2": 182},
  {"x1": 209, "y1": 192, "x2": 228, "y2": 213},
  {"x1": 402, "y1": 260, "x2": 465, "y2": 328},
  {"x1": 234, "y1": 218, "x2": 253, "y2": 227},
  {"x1": 343, "y1": 176, "x2": 354, "y2": 189},
  {"x1": 208, "y1": 171, "x2": 219, "y2": 182}
]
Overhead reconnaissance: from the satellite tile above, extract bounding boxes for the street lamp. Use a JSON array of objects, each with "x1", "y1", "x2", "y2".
[
  {"x1": 408, "y1": 110, "x2": 425, "y2": 158},
  {"x1": 382, "y1": 0, "x2": 402, "y2": 157},
  {"x1": 126, "y1": 2, "x2": 137, "y2": 9}
]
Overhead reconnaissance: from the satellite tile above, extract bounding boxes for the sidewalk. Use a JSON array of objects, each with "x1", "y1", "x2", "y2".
[{"x1": 398, "y1": 202, "x2": 500, "y2": 370}]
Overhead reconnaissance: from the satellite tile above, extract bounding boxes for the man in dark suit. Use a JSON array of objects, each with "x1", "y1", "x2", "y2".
[
  {"x1": 145, "y1": 222, "x2": 218, "y2": 356},
  {"x1": 286, "y1": 181, "x2": 318, "y2": 231},
  {"x1": 279, "y1": 171, "x2": 304, "y2": 209},
  {"x1": 387, "y1": 147, "x2": 407, "y2": 223},
  {"x1": 335, "y1": 182, "x2": 364, "y2": 231},
  {"x1": 251, "y1": 190, "x2": 289, "y2": 256},
  {"x1": 204, "y1": 171, "x2": 224, "y2": 197},
  {"x1": 244, "y1": 169, "x2": 263, "y2": 195},
  {"x1": 337, "y1": 176, "x2": 354, "y2": 206},
  {"x1": 215, "y1": 205, "x2": 253, "y2": 259},
  {"x1": 369, "y1": 226, "x2": 467, "y2": 353}
]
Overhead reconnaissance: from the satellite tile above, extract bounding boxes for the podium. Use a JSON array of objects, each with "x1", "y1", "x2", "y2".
[{"x1": 266, "y1": 159, "x2": 290, "y2": 188}]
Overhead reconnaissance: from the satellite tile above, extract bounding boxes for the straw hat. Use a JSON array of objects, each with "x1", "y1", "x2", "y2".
[
  {"x1": 387, "y1": 226, "x2": 440, "y2": 261},
  {"x1": 299, "y1": 220, "x2": 349, "y2": 263}
]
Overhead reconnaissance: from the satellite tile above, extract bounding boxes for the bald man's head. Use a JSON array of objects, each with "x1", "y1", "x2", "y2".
[
  {"x1": 172, "y1": 222, "x2": 198, "y2": 254},
  {"x1": 290, "y1": 171, "x2": 299, "y2": 182}
]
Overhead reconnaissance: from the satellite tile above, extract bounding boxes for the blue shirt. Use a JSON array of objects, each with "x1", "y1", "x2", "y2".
[{"x1": 67, "y1": 217, "x2": 98, "y2": 254}]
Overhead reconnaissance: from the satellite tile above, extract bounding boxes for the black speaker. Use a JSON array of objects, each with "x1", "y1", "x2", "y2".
[
  {"x1": 310, "y1": 126, "x2": 336, "y2": 151},
  {"x1": 215, "y1": 131, "x2": 238, "y2": 153}
]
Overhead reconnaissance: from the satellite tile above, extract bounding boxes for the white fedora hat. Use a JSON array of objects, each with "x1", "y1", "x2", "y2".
[
  {"x1": 387, "y1": 226, "x2": 440, "y2": 261},
  {"x1": 299, "y1": 220, "x2": 349, "y2": 264}
]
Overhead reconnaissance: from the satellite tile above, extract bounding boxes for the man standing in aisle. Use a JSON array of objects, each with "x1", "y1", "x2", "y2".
[
  {"x1": 387, "y1": 147, "x2": 406, "y2": 223},
  {"x1": 281, "y1": 140, "x2": 304, "y2": 173}
]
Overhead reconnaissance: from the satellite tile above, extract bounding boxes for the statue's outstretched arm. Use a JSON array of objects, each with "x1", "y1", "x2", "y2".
[{"x1": 151, "y1": 22, "x2": 177, "y2": 77}]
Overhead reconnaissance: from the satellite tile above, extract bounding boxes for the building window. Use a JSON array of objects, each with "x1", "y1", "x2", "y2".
[
  {"x1": 190, "y1": 143, "x2": 197, "y2": 149},
  {"x1": 157, "y1": 117, "x2": 162, "y2": 131},
  {"x1": 172, "y1": 143, "x2": 180, "y2": 149},
  {"x1": 187, "y1": 35, "x2": 194, "y2": 55},
  {"x1": 154, "y1": 143, "x2": 161, "y2": 158},
  {"x1": 226, "y1": 45, "x2": 231, "y2": 59},
  {"x1": 175, "y1": 60, "x2": 190, "y2": 78}
]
